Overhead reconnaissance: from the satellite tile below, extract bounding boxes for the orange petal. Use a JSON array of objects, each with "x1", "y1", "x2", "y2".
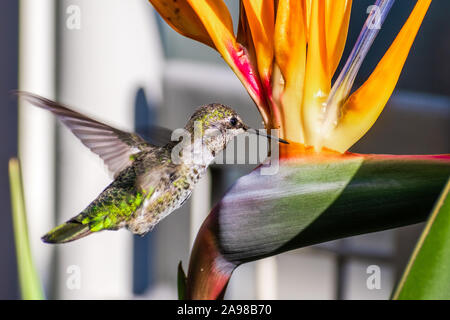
[
  {"x1": 237, "y1": 1, "x2": 257, "y2": 64},
  {"x1": 149, "y1": 0, "x2": 215, "y2": 48},
  {"x1": 305, "y1": 0, "x2": 312, "y2": 42},
  {"x1": 186, "y1": 0, "x2": 234, "y2": 52},
  {"x1": 236, "y1": 1, "x2": 268, "y2": 113},
  {"x1": 242, "y1": 0, "x2": 275, "y2": 87},
  {"x1": 325, "y1": 0, "x2": 352, "y2": 77},
  {"x1": 186, "y1": 0, "x2": 269, "y2": 124},
  {"x1": 324, "y1": 0, "x2": 432, "y2": 153},
  {"x1": 302, "y1": 0, "x2": 331, "y2": 148},
  {"x1": 274, "y1": 0, "x2": 308, "y2": 143}
]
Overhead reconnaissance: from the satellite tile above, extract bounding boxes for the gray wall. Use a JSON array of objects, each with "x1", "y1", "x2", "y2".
[{"x1": 0, "y1": 0, "x2": 19, "y2": 299}]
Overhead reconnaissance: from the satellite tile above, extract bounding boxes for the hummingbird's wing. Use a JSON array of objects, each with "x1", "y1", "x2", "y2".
[
  {"x1": 135, "y1": 125, "x2": 174, "y2": 148},
  {"x1": 15, "y1": 91, "x2": 171, "y2": 177}
]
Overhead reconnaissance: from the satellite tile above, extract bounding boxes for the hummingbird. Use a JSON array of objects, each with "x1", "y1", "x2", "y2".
[{"x1": 16, "y1": 91, "x2": 287, "y2": 244}]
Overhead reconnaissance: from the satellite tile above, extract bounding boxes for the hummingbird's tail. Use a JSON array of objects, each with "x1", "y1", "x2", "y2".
[{"x1": 41, "y1": 221, "x2": 92, "y2": 244}]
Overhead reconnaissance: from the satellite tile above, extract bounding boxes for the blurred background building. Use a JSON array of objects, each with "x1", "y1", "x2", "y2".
[{"x1": 0, "y1": 0, "x2": 449, "y2": 299}]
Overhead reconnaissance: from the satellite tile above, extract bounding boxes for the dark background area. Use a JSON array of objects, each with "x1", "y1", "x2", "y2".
[
  {"x1": 0, "y1": 0, "x2": 19, "y2": 299},
  {"x1": 345, "y1": 0, "x2": 450, "y2": 96}
]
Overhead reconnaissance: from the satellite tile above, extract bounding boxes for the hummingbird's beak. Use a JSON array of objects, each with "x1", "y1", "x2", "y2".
[{"x1": 245, "y1": 127, "x2": 289, "y2": 144}]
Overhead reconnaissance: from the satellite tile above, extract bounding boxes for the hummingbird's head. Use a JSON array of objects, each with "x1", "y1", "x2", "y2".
[
  {"x1": 184, "y1": 103, "x2": 248, "y2": 154},
  {"x1": 183, "y1": 103, "x2": 287, "y2": 158}
]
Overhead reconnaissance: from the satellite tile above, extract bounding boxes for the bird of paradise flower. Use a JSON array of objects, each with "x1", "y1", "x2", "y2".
[
  {"x1": 147, "y1": 0, "x2": 450, "y2": 300},
  {"x1": 149, "y1": 0, "x2": 431, "y2": 153}
]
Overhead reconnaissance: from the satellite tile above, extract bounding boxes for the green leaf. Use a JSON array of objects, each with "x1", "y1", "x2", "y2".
[
  {"x1": 177, "y1": 261, "x2": 187, "y2": 300},
  {"x1": 186, "y1": 153, "x2": 450, "y2": 299},
  {"x1": 392, "y1": 178, "x2": 450, "y2": 300},
  {"x1": 8, "y1": 158, "x2": 45, "y2": 300}
]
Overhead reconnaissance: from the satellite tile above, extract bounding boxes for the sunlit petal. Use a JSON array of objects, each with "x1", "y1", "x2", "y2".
[
  {"x1": 149, "y1": 0, "x2": 214, "y2": 48},
  {"x1": 237, "y1": 1, "x2": 257, "y2": 65},
  {"x1": 270, "y1": 63, "x2": 284, "y2": 113},
  {"x1": 185, "y1": 0, "x2": 234, "y2": 51},
  {"x1": 236, "y1": 0, "x2": 271, "y2": 122},
  {"x1": 274, "y1": 0, "x2": 308, "y2": 142},
  {"x1": 302, "y1": 0, "x2": 330, "y2": 148},
  {"x1": 325, "y1": 0, "x2": 352, "y2": 77},
  {"x1": 242, "y1": 0, "x2": 275, "y2": 87},
  {"x1": 240, "y1": 0, "x2": 280, "y2": 127},
  {"x1": 186, "y1": 0, "x2": 269, "y2": 124},
  {"x1": 305, "y1": 0, "x2": 312, "y2": 42},
  {"x1": 324, "y1": 0, "x2": 432, "y2": 152}
]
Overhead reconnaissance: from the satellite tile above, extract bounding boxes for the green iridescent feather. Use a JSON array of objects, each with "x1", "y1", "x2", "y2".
[{"x1": 82, "y1": 190, "x2": 151, "y2": 232}]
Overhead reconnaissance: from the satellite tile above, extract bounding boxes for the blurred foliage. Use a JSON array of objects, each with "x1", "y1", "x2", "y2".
[
  {"x1": 9, "y1": 158, "x2": 44, "y2": 300},
  {"x1": 393, "y1": 178, "x2": 450, "y2": 299}
]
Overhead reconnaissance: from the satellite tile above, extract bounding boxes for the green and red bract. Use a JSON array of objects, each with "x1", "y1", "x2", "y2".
[{"x1": 185, "y1": 147, "x2": 450, "y2": 299}]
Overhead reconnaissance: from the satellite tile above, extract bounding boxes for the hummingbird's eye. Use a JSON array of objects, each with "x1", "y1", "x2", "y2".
[{"x1": 230, "y1": 117, "x2": 238, "y2": 126}]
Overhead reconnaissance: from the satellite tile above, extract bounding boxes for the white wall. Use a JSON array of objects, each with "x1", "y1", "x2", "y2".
[
  {"x1": 18, "y1": 0, "x2": 56, "y2": 293},
  {"x1": 55, "y1": 0, "x2": 163, "y2": 299}
]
